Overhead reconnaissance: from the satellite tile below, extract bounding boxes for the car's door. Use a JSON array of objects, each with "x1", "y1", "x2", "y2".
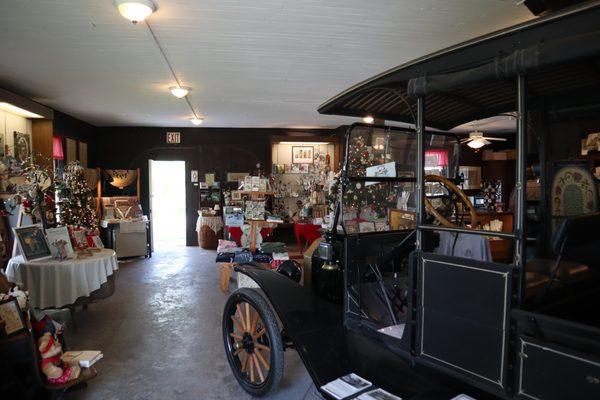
[{"x1": 414, "y1": 250, "x2": 515, "y2": 395}]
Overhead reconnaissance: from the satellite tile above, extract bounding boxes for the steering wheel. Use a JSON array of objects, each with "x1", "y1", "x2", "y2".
[{"x1": 424, "y1": 175, "x2": 478, "y2": 228}]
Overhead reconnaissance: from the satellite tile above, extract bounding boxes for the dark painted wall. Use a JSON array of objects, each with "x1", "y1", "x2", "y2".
[
  {"x1": 92, "y1": 126, "x2": 341, "y2": 245},
  {"x1": 53, "y1": 110, "x2": 96, "y2": 143}
]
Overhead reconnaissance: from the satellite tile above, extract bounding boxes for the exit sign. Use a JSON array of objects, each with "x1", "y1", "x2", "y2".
[{"x1": 166, "y1": 131, "x2": 181, "y2": 144}]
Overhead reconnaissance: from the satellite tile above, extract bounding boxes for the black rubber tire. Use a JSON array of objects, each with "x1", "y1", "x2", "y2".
[{"x1": 222, "y1": 288, "x2": 284, "y2": 397}]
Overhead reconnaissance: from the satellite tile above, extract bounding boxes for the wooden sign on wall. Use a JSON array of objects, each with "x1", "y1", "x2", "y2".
[{"x1": 166, "y1": 132, "x2": 181, "y2": 144}]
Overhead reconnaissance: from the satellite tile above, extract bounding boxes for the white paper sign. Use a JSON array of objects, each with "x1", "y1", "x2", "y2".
[{"x1": 365, "y1": 161, "x2": 396, "y2": 185}]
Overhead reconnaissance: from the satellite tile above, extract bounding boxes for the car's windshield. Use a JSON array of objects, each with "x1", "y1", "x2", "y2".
[{"x1": 339, "y1": 124, "x2": 459, "y2": 233}]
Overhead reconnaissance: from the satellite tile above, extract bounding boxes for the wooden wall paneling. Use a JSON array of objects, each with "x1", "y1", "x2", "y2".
[{"x1": 31, "y1": 119, "x2": 53, "y2": 168}]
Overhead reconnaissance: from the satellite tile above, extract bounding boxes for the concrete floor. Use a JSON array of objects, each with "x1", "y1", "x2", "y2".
[{"x1": 62, "y1": 247, "x2": 322, "y2": 400}]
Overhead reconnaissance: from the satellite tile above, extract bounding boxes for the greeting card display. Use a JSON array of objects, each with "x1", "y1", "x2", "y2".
[{"x1": 46, "y1": 226, "x2": 74, "y2": 260}]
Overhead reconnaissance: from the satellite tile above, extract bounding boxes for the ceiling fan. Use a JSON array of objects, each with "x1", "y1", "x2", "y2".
[{"x1": 460, "y1": 129, "x2": 506, "y2": 149}]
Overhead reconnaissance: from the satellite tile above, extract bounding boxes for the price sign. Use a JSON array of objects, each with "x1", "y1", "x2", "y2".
[{"x1": 166, "y1": 132, "x2": 181, "y2": 144}]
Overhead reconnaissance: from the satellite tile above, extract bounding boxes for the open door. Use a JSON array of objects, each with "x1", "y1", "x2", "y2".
[{"x1": 148, "y1": 159, "x2": 155, "y2": 251}]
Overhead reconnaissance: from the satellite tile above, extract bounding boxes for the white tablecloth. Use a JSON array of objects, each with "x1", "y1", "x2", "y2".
[
  {"x1": 196, "y1": 215, "x2": 224, "y2": 234},
  {"x1": 5, "y1": 249, "x2": 118, "y2": 309}
]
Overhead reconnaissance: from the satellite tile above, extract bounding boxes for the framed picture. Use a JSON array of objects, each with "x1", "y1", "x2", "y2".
[
  {"x1": 251, "y1": 176, "x2": 260, "y2": 191},
  {"x1": 79, "y1": 141, "x2": 88, "y2": 167},
  {"x1": 374, "y1": 221, "x2": 389, "y2": 232},
  {"x1": 292, "y1": 146, "x2": 314, "y2": 164},
  {"x1": 66, "y1": 137, "x2": 77, "y2": 164},
  {"x1": 231, "y1": 191, "x2": 242, "y2": 201},
  {"x1": 13, "y1": 131, "x2": 31, "y2": 164},
  {"x1": 70, "y1": 228, "x2": 88, "y2": 249},
  {"x1": 91, "y1": 235, "x2": 104, "y2": 248},
  {"x1": 299, "y1": 164, "x2": 310, "y2": 174},
  {"x1": 46, "y1": 226, "x2": 74, "y2": 260},
  {"x1": 259, "y1": 178, "x2": 267, "y2": 192},
  {"x1": 0, "y1": 133, "x2": 5, "y2": 158},
  {"x1": 359, "y1": 221, "x2": 376, "y2": 233},
  {"x1": 459, "y1": 166, "x2": 482, "y2": 190},
  {"x1": 205, "y1": 173, "x2": 215, "y2": 187},
  {"x1": 13, "y1": 224, "x2": 52, "y2": 262},
  {"x1": 227, "y1": 172, "x2": 249, "y2": 183},
  {"x1": 244, "y1": 176, "x2": 253, "y2": 191},
  {"x1": 0, "y1": 297, "x2": 27, "y2": 337},
  {"x1": 344, "y1": 220, "x2": 358, "y2": 234}
]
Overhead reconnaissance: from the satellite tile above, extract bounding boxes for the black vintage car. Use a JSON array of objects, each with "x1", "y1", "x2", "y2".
[{"x1": 222, "y1": 2, "x2": 600, "y2": 399}]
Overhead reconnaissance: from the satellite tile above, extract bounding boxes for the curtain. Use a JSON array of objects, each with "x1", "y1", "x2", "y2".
[{"x1": 425, "y1": 149, "x2": 448, "y2": 167}]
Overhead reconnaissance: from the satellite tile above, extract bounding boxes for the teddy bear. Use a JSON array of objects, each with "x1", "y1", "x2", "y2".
[{"x1": 38, "y1": 332, "x2": 80, "y2": 384}]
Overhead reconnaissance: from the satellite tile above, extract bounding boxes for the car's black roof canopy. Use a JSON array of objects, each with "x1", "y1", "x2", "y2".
[{"x1": 318, "y1": 1, "x2": 600, "y2": 130}]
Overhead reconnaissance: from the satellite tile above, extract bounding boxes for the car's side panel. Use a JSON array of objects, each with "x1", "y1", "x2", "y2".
[{"x1": 416, "y1": 253, "x2": 514, "y2": 396}]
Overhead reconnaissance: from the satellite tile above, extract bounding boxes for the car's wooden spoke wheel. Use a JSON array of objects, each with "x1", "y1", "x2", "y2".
[{"x1": 223, "y1": 288, "x2": 284, "y2": 397}]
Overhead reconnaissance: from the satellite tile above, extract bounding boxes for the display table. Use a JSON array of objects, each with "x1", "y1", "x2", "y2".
[
  {"x1": 196, "y1": 214, "x2": 223, "y2": 249},
  {"x1": 5, "y1": 249, "x2": 118, "y2": 309},
  {"x1": 294, "y1": 223, "x2": 322, "y2": 251}
]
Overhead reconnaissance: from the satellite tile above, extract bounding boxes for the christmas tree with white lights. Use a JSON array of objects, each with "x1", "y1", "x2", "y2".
[{"x1": 56, "y1": 162, "x2": 98, "y2": 231}]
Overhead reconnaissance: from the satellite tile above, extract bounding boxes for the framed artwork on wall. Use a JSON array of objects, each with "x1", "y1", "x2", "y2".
[
  {"x1": 459, "y1": 166, "x2": 482, "y2": 190},
  {"x1": 13, "y1": 131, "x2": 31, "y2": 163},
  {"x1": 0, "y1": 133, "x2": 5, "y2": 158},
  {"x1": 66, "y1": 138, "x2": 77, "y2": 164},
  {"x1": 79, "y1": 141, "x2": 88, "y2": 167},
  {"x1": 292, "y1": 146, "x2": 314, "y2": 164},
  {"x1": 226, "y1": 172, "x2": 249, "y2": 183}
]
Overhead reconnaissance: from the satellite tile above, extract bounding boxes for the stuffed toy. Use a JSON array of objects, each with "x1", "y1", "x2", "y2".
[{"x1": 38, "y1": 332, "x2": 80, "y2": 384}]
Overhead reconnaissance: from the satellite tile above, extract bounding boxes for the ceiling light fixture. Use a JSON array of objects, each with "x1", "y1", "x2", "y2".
[
  {"x1": 0, "y1": 102, "x2": 44, "y2": 118},
  {"x1": 466, "y1": 138, "x2": 489, "y2": 149},
  {"x1": 461, "y1": 129, "x2": 506, "y2": 149},
  {"x1": 363, "y1": 115, "x2": 375, "y2": 124},
  {"x1": 190, "y1": 117, "x2": 204, "y2": 126},
  {"x1": 115, "y1": 0, "x2": 156, "y2": 24},
  {"x1": 169, "y1": 86, "x2": 191, "y2": 99}
]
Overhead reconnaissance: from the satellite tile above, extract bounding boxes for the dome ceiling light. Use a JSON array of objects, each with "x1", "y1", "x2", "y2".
[
  {"x1": 169, "y1": 86, "x2": 191, "y2": 99},
  {"x1": 115, "y1": 0, "x2": 156, "y2": 24},
  {"x1": 190, "y1": 117, "x2": 204, "y2": 126},
  {"x1": 363, "y1": 115, "x2": 374, "y2": 124},
  {"x1": 115, "y1": 0, "x2": 206, "y2": 125}
]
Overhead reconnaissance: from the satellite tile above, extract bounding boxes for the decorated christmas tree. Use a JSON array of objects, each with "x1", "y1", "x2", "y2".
[
  {"x1": 328, "y1": 133, "x2": 397, "y2": 219},
  {"x1": 56, "y1": 162, "x2": 98, "y2": 231}
]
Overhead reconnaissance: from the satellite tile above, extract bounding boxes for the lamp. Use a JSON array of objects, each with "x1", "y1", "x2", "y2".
[
  {"x1": 52, "y1": 136, "x2": 64, "y2": 160},
  {"x1": 363, "y1": 115, "x2": 374, "y2": 124},
  {"x1": 467, "y1": 139, "x2": 489, "y2": 149},
  {"x1": 169, "y1": 86, "x2": 191, "y2": 98},
  {"x1": 115, "y1": 0, "x2": 156, "y2": 24},
  {"x1": 190, "y1": 117, "x2": 204, "y2": 126}
]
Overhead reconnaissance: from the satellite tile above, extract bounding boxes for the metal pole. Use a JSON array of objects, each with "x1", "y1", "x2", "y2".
[
  {"x1": 416, "y1": 97, "x2": 425, "y2": 251},
  {"x1": 515, "y1": 74, "x2": 527, "y2": 305}
]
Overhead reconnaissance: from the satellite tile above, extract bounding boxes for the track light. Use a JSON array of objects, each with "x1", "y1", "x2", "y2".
[{"x1": 363, "y1": 115, "x2": 374, "y2": 124}]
